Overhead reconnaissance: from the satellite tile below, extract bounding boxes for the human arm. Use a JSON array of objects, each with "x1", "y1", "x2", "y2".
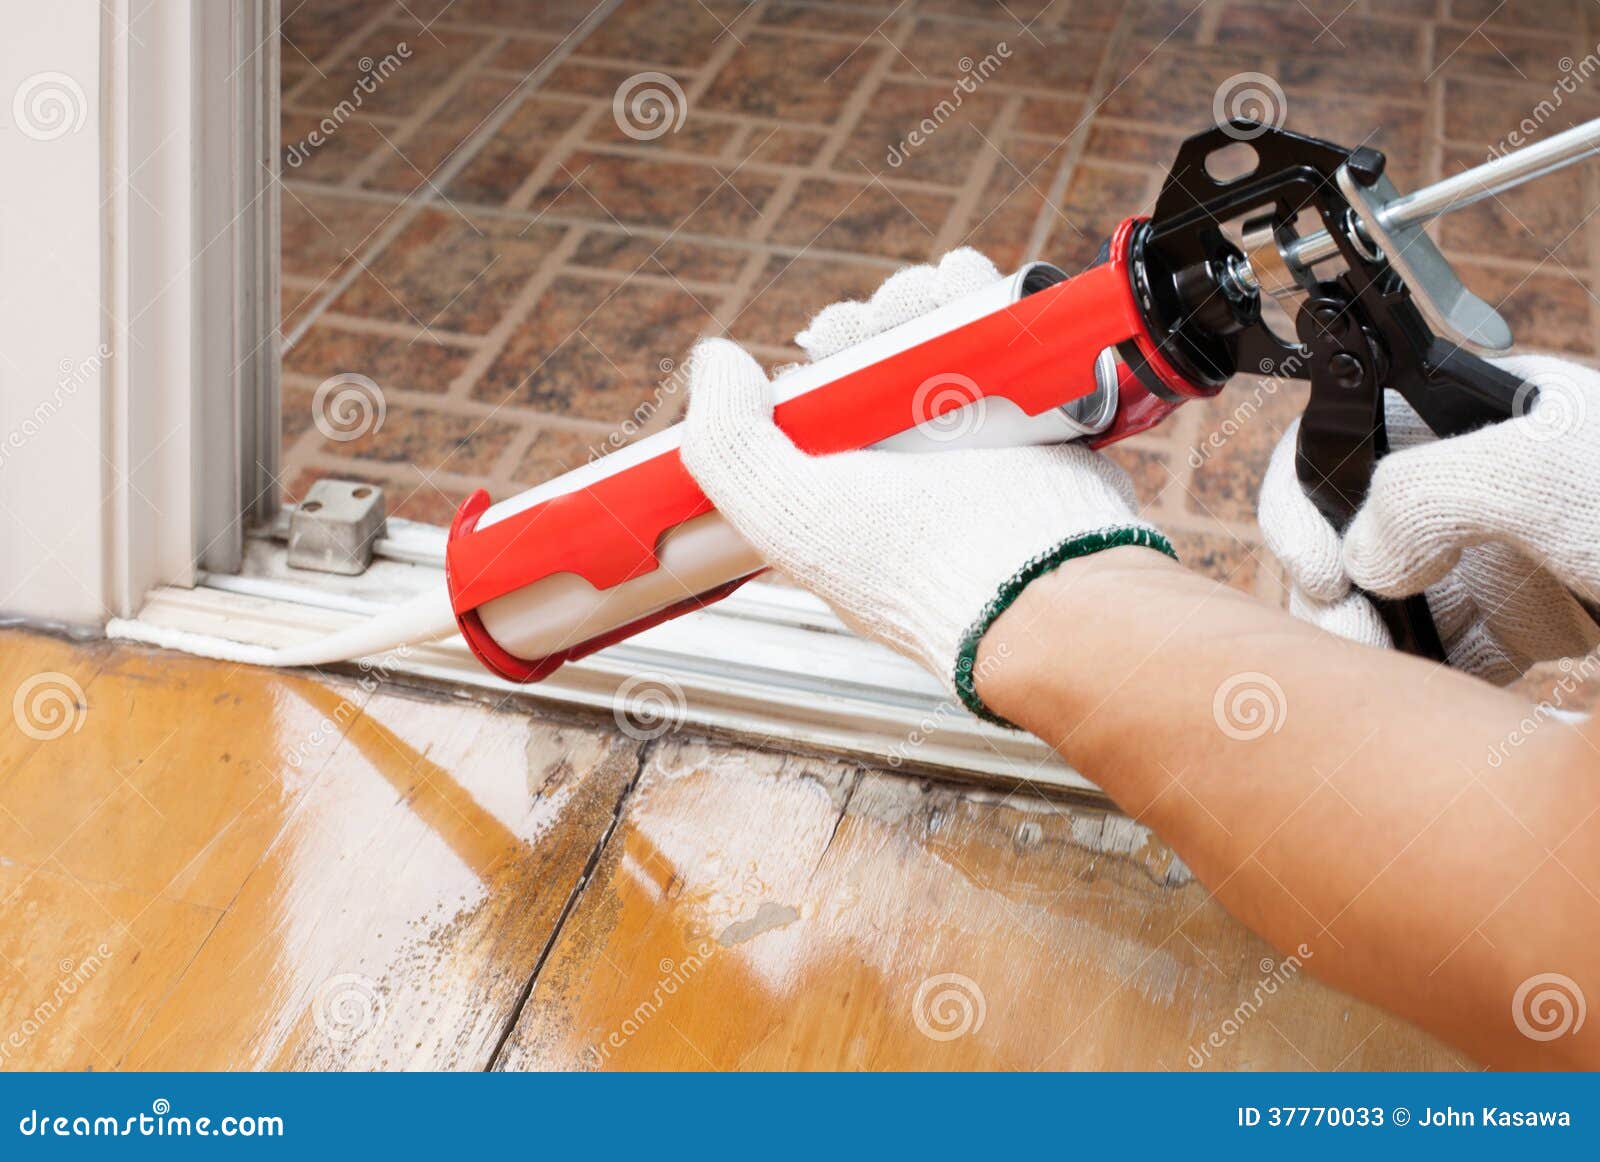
[
  {"x1": 976, "y1": 545, "x2": 1600, "y2": 1070},
  {"x1": 680, "y1": 256, "x2": 1600, "y2": 1069}
]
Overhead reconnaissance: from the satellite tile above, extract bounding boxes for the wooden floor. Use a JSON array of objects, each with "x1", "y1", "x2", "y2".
[{"x1": 0, "y1": 627, "x2": 1464, "y2": 1070}]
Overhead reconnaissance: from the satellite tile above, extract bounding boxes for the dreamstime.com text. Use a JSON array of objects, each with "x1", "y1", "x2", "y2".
[{"x1": 16, "y1": 1100, "x2": 283, "y2": 1139}]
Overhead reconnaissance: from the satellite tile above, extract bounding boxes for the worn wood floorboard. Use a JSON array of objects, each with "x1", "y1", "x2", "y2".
[
  {"x1": 123, "y1": 690, "x2": 640, "y2": 1069},
  {"x1": 0, "y1": 629, "x2": 1462, "y2": 1070},
  {"x1": 494, "y1": 738, "x2": 1466, "y2": 1071}
]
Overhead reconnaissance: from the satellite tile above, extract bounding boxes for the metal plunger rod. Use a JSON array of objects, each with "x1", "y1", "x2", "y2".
[
  {"x1": 1289, "y1": 115, "x2": 1600, "y2": 269},
  {"x1": 1384, "y1": 117, "x2": 1600, "y2": 225}
]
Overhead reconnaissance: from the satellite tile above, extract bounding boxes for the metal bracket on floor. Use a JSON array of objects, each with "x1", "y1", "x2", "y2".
[{"x1": 286, "y1": 480, "x2": 388, "y2": 576}]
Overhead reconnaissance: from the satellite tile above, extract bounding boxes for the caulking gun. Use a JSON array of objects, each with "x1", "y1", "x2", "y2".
[{"x1": 269, "y1": 115, "x2": 1600, "y2": 677}]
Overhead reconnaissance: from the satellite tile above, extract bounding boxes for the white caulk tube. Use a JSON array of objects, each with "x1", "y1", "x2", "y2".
[{"x1": 267, "y1": 262, "x2": 1118, "y2": 670}]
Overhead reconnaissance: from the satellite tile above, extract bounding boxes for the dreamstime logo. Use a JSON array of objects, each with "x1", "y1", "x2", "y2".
[
  {"x1": 612, "y1": 672, "x2": 687, "y2": 741},
  {"x1": 912, "y1": 972, "x2": 986, "y2": 1042},
  {"x1": 1187, "y1": 944, "x2": 1312, "y2": 1068},
  {"x1": 1213, "y1": 72, "x2": 1287, "y2": 140},
  {"x1": 885, "y1": 42, "x2": 1011, "y2": 167},
  {"x1": 1211, "y1": 671, "x2": 1287, "y2": 741},
  {"x1": 284, "y1": 43, "x2": 412, "y2": 168},
  {"x1": 584, "y1": 942, "x2": 715, "y2": 1067},
  {"x1": 12, "y1": 72, "x2": 88, "y2": 141},
  {"x1": 1513, "y1": 368, "x2": 1587, "y2": 443},
  {"x1": 1486, "y1": 653, "x2": 1600, "y2": 768},
  {"x1": 612, "y1": 72, "x2": 687, "y2": 141},
  {"x1": 313, "y1": 973, "x2": 386, "y2": 1045},
  {"x1": 16, "y1": 1098, "x2": 282, "y2": 1138},
  {"x1": 282, "y1": 645, "x2": 411, "y2": 771},
  {"x1": 13, "y1": 672, "x2": 87, "y2": 741},
  {"x1": 588, "y1": 356, "x2": 690, "y2": 461},
  {"x1": 1512, "y1": 972, "x2": 1586, "y2": 1042},
  {"x1": 887, "y1": 641, "x2": 1012, "y2": 767},
  {"x1": 1, "y1": 943, "x2": 111, "y2": 1062},
  {"x1": 1189, "y1": 355, "x2": 1301, "y2": 468},
  {"x1": 911, "y1": 372, "x2": 986, "y2": 443},
  {"x1": 0, "y1": 343, "x2": 110, "y2": 471},
  {"x1": 1487, "y1": 45, "x2": 1600, "y2": 160},
  {"x1": 312, "y1": 373, "x2": 387, "y2": 443}
]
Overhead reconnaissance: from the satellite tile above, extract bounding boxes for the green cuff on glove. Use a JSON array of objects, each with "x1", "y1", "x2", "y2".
[{"x1": 952, "y1": 526, "x2": 1178, "y2": 728}]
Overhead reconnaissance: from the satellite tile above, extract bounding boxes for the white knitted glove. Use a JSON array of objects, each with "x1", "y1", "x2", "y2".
[
  {"x1": 794, "y1": 248, "x2": 1004, "y2": 360},
  {"x1": 681, "y1": 252, "x2": 1174, "y2": 723},
  {"x1": 1258, "y1": 355, "x2": 1600, "y2": 681}
]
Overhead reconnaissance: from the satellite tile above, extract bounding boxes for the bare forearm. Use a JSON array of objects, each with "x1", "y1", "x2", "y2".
[{"x1": 977, "y1": 547, "x2": 1600, "y2": 1068}]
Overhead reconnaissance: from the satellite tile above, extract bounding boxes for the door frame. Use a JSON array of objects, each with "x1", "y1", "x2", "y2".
[{"x1": 0, "y1": 0, "x2": 278, "y2": 625}]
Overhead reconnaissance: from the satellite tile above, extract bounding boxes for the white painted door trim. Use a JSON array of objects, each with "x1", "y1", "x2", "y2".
[
  {"x1": 0, "y1": 0, "x2": 277, "y2": 626},
  {"x1": 1, "y1": 2, "x2": 114, "y2": 625}
]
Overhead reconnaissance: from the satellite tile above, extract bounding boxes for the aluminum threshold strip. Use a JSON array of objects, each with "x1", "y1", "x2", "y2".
[
  {"x1": 265, "y1": 509, "x2": 848, "y2": 632},
  {"x1": 117, "y1": 533, "x2": 1093, "y2": 794}
]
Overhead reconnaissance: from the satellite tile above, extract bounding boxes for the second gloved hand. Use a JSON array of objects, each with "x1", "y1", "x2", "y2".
[
  {"x1": 680, "y1": 338, "x2": 1175, "y2": 724},
  {"x1": 1258, "y1": 354, "x2": 1600, "y2": 681}
]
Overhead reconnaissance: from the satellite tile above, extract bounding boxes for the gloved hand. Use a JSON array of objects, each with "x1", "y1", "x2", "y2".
[
  {"x1": 680, "y1": 250, "x2": 1175, "y2": 724},
  {"x1": 1258, "y1": 354, "x2": 1600, "y2": 681}
]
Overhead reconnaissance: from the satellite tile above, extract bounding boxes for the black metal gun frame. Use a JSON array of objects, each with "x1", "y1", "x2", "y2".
[{"x1": 1132, "y1": 120, "x2": 1531, "y2": 659}]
